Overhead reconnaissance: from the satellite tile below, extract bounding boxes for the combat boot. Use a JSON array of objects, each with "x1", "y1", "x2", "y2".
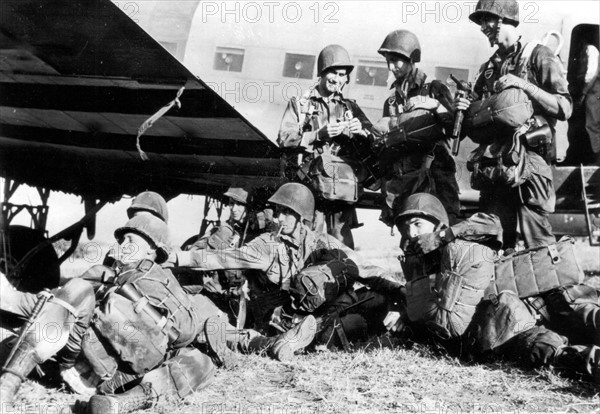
[
  {"x1": 554, "y1": 344, "x2": 600, "y2": 382},
  {"x1": 270, "y1": 315, "x2": 317, "y2": 361},
  {"x1": 0, "y1": 342, "x2": 42, "y2": 404},
  {"x1": 201, "y1": 315, "x2": 238, "y2": 368},
  {"x1": 87, "y1": 382, "x2": 155, "y2": 414}
]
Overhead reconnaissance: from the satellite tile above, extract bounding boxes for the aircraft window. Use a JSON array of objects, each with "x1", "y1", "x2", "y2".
[
  {"x1": 214, "y1": 47, "x2": 245, "y2": 72},
  {"x1": 283, "y1": 53, "x2": 315, "y2": 79},
  {"x1": 355, "y1": 60, "x2": 388, "y2": 87},
  {"x1": 435, "y1": 67, "x2": 469, "y2": 94}
]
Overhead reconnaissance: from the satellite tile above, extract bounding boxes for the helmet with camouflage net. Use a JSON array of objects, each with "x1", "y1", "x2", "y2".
[
  {"x1": 317, "y1": 44, "x2": 354, "y2": 76},
  {"x1": 469, "y1": 0, "x2": 519, "y2": 27},
  {"x1": 378, "y1": 30, "x2": 421, "y2": 63},
  {"x1": 127, "y1": 191, "x2": 169, "y2": 223},
  {"x1": 114, "y1": 215, "x2": 171, "y2": 263},
  {"x1": 394, "y1": 193, "x2": 449, "y2": 229},
  {"x1": 224, "y1": 185, "x2": 251, "y2": 205},
  {"x1": 268, "y1": 183, "x2": 314, "y2": 222}
]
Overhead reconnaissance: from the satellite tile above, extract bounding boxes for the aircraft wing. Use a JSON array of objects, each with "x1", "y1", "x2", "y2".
[{"x1": 0, "y1": 0, "x2": 283, "y2": 201}]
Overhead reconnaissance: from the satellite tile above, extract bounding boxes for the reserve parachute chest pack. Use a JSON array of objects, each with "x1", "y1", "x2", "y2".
[
  {"x1": 485, "y1": 236, "x2": 584, "y2": 299},
  {"x1": 289, "y1": 258, "x2": 359, "y2": 313},
  {"x1": 376, "y1": 109, "x2": 445, "y2": 151},
  {"x1": 465, "y1": 87, "x2": 534, "y2": 144}
]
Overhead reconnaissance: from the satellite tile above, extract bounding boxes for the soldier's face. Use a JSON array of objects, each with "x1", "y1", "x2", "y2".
[
  {"x1": 319, "y1": 68, "x2": 348, "y2": 95},
  {"x1": 386, "y1": 55, "x2": 412, "y2": 80},
  {"x1": 115, "y1": 232, "x2": 157, "y2": 264},
  {"x1": 480, "y1": 14, "x2": 500, "y2": 46},
  {"x1": 229, "y1": 198, "x2": 247, "y2": 223},
  {"x1": 398, "y1": 216, "x2": 437, "y2": 240},
  {"x1": 277, "y1": 206, "x2": 300, "y2": 236}
]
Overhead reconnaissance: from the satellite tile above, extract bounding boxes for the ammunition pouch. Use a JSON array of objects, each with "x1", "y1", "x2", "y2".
[
  {"x1": 522, "y1": 116, "x2": 553, "y2": 163},
  {"x1": 485, "y1": 236, "x2": 585, "y2": 299},
  {"x1": 465, "y1": 88, "x2": 534, "y2": 144}
]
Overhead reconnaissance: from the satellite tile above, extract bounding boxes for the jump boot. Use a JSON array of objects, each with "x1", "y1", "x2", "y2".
[{"x1": 87, "y1": 348, "x2": 215, "y2": 414}]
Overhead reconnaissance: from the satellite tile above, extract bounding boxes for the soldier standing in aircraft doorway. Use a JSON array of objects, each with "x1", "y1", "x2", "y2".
[{"x1": 278, "y1": 44, "x2": 374, "y2": 249}]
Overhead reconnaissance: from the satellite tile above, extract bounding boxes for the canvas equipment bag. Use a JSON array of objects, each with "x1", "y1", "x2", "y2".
[
  {"x1": 289, "y1": 259, "x2": 359, "y2": 313},
  {"x1": 472, "y1": 290, "x2": 537, "y2": 354},
  {"x1": 309, "y1": 153, "x2": 364, "y2": 202},
  {"x1": 374, "y1": 109, "x2": 445, "y2": 151},
  {"x1": 93, "y1": 260, "x2": 197, "y2": 374},
  {"x1": 485, "y1": 236, "x2": 584, "y2": 299},
  {"x1": 466, "y1": 129, "x2": 527, "y2": 190}
]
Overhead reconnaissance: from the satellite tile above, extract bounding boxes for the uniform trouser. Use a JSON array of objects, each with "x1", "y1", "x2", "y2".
[
  {"x1": 543, "y1": 284, "x2": 600, "y2": 346},
  {"x1": 314, "y1": 203, "x2": 358, "y2": 249},
  {"x1": 316, "y1": 289, "x2": 389, "y2": 348},
  {"x1": 585, "y1": 77, "x2": 600, "y2": 155},
  {"x1": 1, "y1": 278, "x2": 95, "y2": 368},
  {"x1": 497, "y1": 325, "x2": 599, "y2": 380},
  {"x1": 98, "y1": 347, "x2": 215, "y2": 397},
  {"x1": 479, "y1": 167, "x2": 555, "y2": 250},
  {"x1": 380, "y1": 155, "x2": 460, "y2": 227}
]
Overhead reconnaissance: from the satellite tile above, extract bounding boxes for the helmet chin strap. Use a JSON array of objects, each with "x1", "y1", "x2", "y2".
[{"x1": 489, "y1": 17, "x2": 503, "y2": 47}]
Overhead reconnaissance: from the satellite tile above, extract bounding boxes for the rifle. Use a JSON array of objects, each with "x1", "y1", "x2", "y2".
[
  {"x1": 449, "y1": 74, "x2": 473, "y2": 156},
  {"x1": 3, "y1": 290, "x2": 53, "y2": 372},
  {"x1": 314, "y1": 295, "x2": 374, "y2": 351}
]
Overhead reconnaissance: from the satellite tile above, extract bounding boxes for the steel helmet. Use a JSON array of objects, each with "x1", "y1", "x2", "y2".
[
  {"x1": 317, "y1": 44, "x2": 354, "y2": 76},
  {"x1": 268, "y1": 183, "x2": 315, "y2": 222},
  {"x1": 114, "y1": 215, "x2": 171, "y2": 263},
  {"x1": 378, "y1": 30, "x2": 421, "y2": 63},
  {"x1": 394, "y1": 193, "x2": 449, "y2": 229},
  {"x1": 469, "y1": 0, "x2": 519, "y2": 27},
  {"x1": 127, "y1": 191, "x2": 169, "y2": 223},
  {"x1": 224, "y1": 185, "x2": 250, "y2": 205}
]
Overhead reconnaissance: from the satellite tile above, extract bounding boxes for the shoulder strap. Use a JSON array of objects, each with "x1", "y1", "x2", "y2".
[{"x1": 517, "y1": 41, "x2": 541, "y2": 79}]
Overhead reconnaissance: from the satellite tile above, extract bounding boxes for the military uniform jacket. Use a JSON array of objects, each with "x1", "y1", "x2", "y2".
[
  {"x1": 400, "y1": 213, "x2": 502, "y2": 339},
  {"x1": 176, "y1": 224, "x2": 401, "y2": 293},
  {"x1": 381, "y1": 68, "x2": 455, "y2": 176},
  {"x1": 473, "y1": 41, "x2": 572, "y2": 128},
  {"x1": 277, "y1": 88, "x2": 373, "y2": 158}
]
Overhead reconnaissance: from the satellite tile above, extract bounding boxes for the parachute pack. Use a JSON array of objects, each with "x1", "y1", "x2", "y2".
[{"x1": 289, "y1": 259, "x2": 359, "y2": 313}]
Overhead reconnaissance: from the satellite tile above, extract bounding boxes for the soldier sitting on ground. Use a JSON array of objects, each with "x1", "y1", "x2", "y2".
[
  {"x1": 0, "y1": 214, "x2": 226, "y2": 414},
  {"x1": 388, "y1": 193, "x2": 599, "y2": 381},
  {"x1": 182, "y1": 184, "x2": 276, "y2": 327},
  {"x1": 171, "y1": 182, "x2": 404, "y2": 360}
]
